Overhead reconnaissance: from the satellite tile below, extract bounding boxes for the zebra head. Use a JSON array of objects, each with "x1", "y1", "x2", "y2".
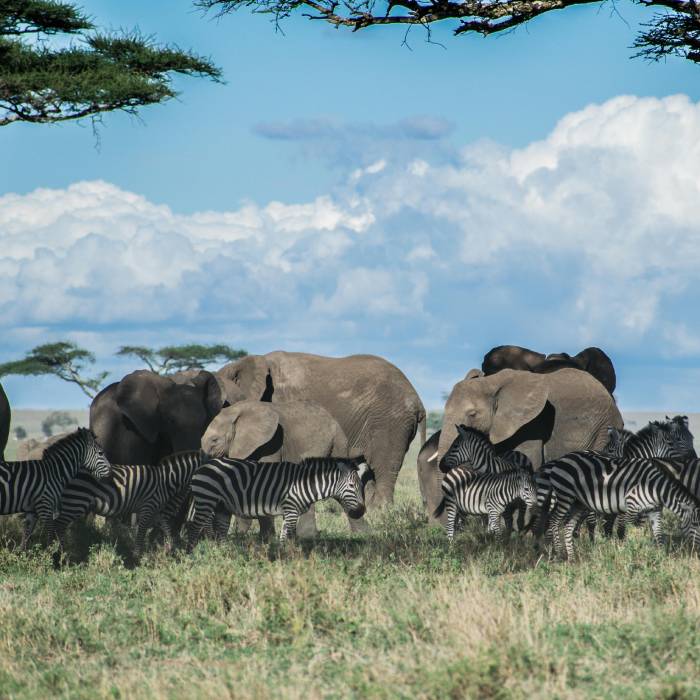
[
  {"x1": 665, "y1": 415, "x2": 696, "y2": 459},
  {"x1": 334, "y1": 458, "x2": 374, "y2": 519},
  {"x1": 518, "y1": 470, "x2": 538, "y2": 508},
  {"x1": 80, "y1": 429, "x2": 112, "y2": 479},
  {"x1": 439, "y1": 424, "x2": 492, "y2": 473},
  {"x1": 603, "y1": 426, "x2": 634, "y2": 457}
]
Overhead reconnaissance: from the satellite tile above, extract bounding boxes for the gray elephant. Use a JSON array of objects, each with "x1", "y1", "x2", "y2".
[
  {"x1": 419, "y1": 367, "x2": 622, "y2": 520},
  {"x1": 201, "y1": 399, "x2": 356, "y2": 537},
  {"x1": 90, "y1": 369, "x2": 223, "y2": 464},
  {"x1": 216, "y1": 351, "x2": 425, "y2": 508},
  {"x1": 0, "y1": 383, "x2": 9, "y2": 459}
]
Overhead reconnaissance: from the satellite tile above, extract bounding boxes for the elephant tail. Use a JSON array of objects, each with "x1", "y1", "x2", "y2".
[
  {"x1": 418, "y1": 411, "x2": 426, "y2": 446},
  {"x1": 433, "y1": 497, "x2": 446, "y2": 519}
]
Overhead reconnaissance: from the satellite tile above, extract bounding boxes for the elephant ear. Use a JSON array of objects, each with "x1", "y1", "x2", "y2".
[
  {"x1": 185, "y1": 370, "x2": 224, "y2": 417},
  {"x1": 489, "y1": 370, "x2": 549, "y2": 446},
  {"x1": 227, "y1": 401, "x2": 280, "y2": 459},
  {"x1": 217, "y1": 356, "x2": 270, "y2": 401},
  {"x1": 115, "y1": 370, "x2": 165, "y2": 444}
]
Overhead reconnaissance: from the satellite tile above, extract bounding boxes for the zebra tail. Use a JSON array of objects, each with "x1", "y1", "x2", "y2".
[{"x1": 433, "y1": 497, "x2": 446, "y2": 519}]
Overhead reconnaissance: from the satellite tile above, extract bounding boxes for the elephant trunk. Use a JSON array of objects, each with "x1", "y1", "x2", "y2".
[{"x1": 437, "y1": 419, "x2": 460, "y2": 472}]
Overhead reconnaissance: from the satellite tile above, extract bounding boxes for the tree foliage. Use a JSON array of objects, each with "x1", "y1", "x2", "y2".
[
  {"x1": 116, "y1": 344, "x2": 248, "y2": 374},
  {"x1": 41, "y1": 410, "x2": 76, "y2": 437},
  {"x1": 198, "y1": 0, "x2": 700, "y2": 66},
  {"x1": 0, "y1": 342, "x2": 108, "y2": 398},
  {"x1": 1, "y1": 0, "x2": 222, "y2": 126}
]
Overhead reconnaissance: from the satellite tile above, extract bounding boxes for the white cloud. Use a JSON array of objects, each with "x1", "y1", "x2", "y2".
[{"x1": 2, "y1": 94, "x2": 700, "y2": 409}]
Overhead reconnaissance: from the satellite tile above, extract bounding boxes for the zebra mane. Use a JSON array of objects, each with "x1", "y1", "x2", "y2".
[
  {"x1": 157, "y1": 449, "x2": 203, "y2": 465},
  {"x1": 635, "y1": 422, "x2": 669, "y2": 442},
  {"x1": 41, "y1": 427, "x2": 92, "y2": 459}
]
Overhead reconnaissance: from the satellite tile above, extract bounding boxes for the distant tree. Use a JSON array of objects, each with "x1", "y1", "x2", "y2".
[
  {"x1": 198, "y1": 0, "x2": 700, "y2": 67},
  {"x1": 0, "y1": 342, "x2": 108, "y2": 398},
  {"x1": 41, "y1": 410, "x2": 76, "y2": 437},
  {"x1": 13, "y1": 426, "x2": 27, "y2": 440},
  {"x1": 116, "y1": 344, "x2": 247, "y2": 374},
  {"x1": 1, "y1": 0, "x2": 222, "y2": 127},
  {"x1": 427, "y1": 410, "x2": 443, "y2": 433}
]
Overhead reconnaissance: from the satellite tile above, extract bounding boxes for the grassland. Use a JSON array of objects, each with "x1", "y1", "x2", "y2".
[{"x1": 0, "y1": 438, "x2": 700, "y2": 699}]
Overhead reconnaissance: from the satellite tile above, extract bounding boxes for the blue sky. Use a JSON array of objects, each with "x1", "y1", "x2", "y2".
[{"x1": 1, "y1": 0, "x2": 700, "y2": 410}]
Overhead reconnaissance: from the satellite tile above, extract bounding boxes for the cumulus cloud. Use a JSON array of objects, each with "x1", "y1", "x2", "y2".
[{"x1": 2, "y1": 94, "x2": 700, "y2": 409}]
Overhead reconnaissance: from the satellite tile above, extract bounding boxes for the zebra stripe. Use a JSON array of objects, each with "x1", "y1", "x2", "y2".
[
  {"x1": 434, "y1": 467, "x2": 537, "y2": 541},
  {"x1": 0, "y1": 428, "x2": 111, "y2": 548},
  {"x1": 439, "y1": 425, "x2": 525, "y2": 474},
  {"x1": 187, "y1": 456, "x2": 373, "y2": 544},
  {"x1": 55, "y1": 451, "x2": 202, "y2": 557},
  {"x1": 545, "y1": 451, "x2": 700, "y2": 558}
]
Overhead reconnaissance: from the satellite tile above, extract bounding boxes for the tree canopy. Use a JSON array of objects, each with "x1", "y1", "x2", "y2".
[
  {"x1": 116, "y1": 344, "x2": 247, "y2": 374},
  {"x1": 1, "y1": 0, "x2": 222, "y2": 126},
  {"x1": 0, "y1": 342, "x2": 108, "y2": 398},
  {"x1": 198, "y1": 0, "x2": 700, "y2": 66}
]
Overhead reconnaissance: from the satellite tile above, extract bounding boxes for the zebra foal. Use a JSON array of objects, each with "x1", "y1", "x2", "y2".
[
  {"x1": 546, "y1": 452, "x2": 700, "y2": 559},
  {"x1": 187, "y1": 456, "x2": 374, "y2": 546},
  {"x1": 434, "y1": 466, "x2": 537, "y2": 541},
  {"x1": 55, "y1": 450, "x2": 201, "y2": 557},
  {"x1": 0, "y1": 428, "x2": 111, "y2": 548}
]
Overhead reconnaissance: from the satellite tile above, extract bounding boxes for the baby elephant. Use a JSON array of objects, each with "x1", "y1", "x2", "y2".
[{"x1": 434, "y1": 467, "x2": 537, "y2": 541}]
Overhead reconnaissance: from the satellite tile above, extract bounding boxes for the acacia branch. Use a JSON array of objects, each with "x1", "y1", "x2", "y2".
[{"x1": 198, "y1": 0, "x2": 700, "y2": 65}]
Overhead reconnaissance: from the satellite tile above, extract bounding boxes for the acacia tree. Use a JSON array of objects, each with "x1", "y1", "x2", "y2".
[
  {"x1": 116, "y1": 344, "x2": 247, "y2": 374},
  {"x1": 0, "y1": 342, "x2": 108, "y2": 398},
  {"x1": 1, "y1": 0, "x2": 221, "y2": 126},
  {"x1": 198, "y1": 0, "x2": 700, "y2": 65}
]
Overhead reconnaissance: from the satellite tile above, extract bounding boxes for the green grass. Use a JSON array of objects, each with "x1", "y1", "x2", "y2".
[{"x1": 1, "y1": 452, "x2": 700, "y2": 699}]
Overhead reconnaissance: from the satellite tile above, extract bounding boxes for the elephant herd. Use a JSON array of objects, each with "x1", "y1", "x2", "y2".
[{"x1": 0, "y1": 344, "x2": 623, "y2": 538}]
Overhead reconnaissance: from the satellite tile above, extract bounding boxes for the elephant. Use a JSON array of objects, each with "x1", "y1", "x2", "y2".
[
  {"x1": 216, "y1": 351, "x2": 426, "y2": 509},
  {"x1": 90, "y1": 369, "x2": 224, "y2": 464},
  {"x1": 201, "y1": 399, "x2": 356, "y2": 537},
  {"x1": 419, "y1": 368, "x2": 622, "y2": 521},
  {"x1": 481, "y1": 345, "x2": 616, "y2": 394},
  {"x1": 0, "y1": 383, "x2": 9, "y2": 459}
]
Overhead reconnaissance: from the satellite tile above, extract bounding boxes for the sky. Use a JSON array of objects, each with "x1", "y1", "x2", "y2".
[{"x1": 1, "y1": 0, "x2": 700, "y2": 411}]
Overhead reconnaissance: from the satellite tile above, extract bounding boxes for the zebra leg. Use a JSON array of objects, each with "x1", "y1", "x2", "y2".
[
  {"x1": 20, "y1": 513, "x2": 37, "y2": 550},
  {"x1": 564, "y1": 507, "x2": 587, "y2": 560},
  {"x1": 258, "y1": 516, "x2": 276, "y2": 542},
  {"x1": 213, "y1": 508, "x2": 232, "y2": 540},
  {"x1": 280, "y1": 509, "x2": 300, "y2": 542},
  {"x1": 646, "y1": 509, "x2": 667, "y2": 546},
  {"x1": 486, "y1": 509, "x2": 504, "y2": 540},
  {"x1": 585, "y1": 512, "x2": 597, "y2": 543},
  {"x1": 134, "y1": 508, "x2": 158, "y2": 560},
  {"x1": 445, "y1": 501, "x2": 458, "y2": 542},
  {"x1": 549, "y1": 503, "x2": 569, "y2": 558}
]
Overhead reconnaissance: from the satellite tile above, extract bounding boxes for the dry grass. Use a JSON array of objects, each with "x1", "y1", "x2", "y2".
[{"x1": 0, "y1": 449, "x2": 699, "y2": 699}]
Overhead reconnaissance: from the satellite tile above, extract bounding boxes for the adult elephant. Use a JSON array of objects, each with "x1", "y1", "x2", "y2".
[
  {"x1": 420, "y1": 367, "x2": 622, "y2": 520},
  {"x1": 90, "y1": 369, "x2": 223, "y2": 464},
  {"x1": 216, "y1": 351, "x2": 425, "y2": 508},
  {"x1": 0, "y1": 383, "x2": 9, "y2": 459},
  {"x1": 482, "y1": 345, "x2": 616, "y2": 394},
  {"x1": 201, "y1": 399, "x2": 356, "y2": 537}
]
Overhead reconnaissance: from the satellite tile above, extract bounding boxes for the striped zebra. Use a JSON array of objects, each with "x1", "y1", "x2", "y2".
[
  {"x1": 0, "y1": 428, "x2": 111, "y2": 548},
  {"x1": 434, "y1": 466, "x2": 537, "y2": 541},
  {"x1": 438, "y1": 425, "x2": 529, "y2": 474},
  {"x1": 55, "y1": 450, "x2": 201, "y2": 557},
  {"x1": 187, "y1": 456, "x2": 373, "y2": 545},
  {"x1": 545, "y1": 451, "x2": 700, "y2": 559},
  {"x1": 665, "y1": 415, "x2": 696, "y2": 458}
]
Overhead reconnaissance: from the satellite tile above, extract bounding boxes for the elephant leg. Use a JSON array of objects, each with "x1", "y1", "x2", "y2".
[
  {"x1": 296, "y1": 505, "x2": 318, "y2": 539},
  {"x1": 367, "y1": 427, "x2": 415, "y2": 508}
]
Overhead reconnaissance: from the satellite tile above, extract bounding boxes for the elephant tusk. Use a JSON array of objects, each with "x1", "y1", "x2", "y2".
[{"x1": 427, "y1": 450, "x2": 439, "y2": 462}]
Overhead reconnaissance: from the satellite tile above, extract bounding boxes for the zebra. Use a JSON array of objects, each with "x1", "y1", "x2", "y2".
[
  {"x1": 438, "y1": 425, "x2": 529, "y2": 474},
  {"x1": 0, "y1": 428, "x2": 111, "y2": 548},
  {"x1": 664, "y1": 415, "x2": 696, "y2": 458},
  {"x1": 187, "y1": 456, "x2": 374, "y2": 546},
  {"x1": 438, "y1": 425, "x2": 534, "y2": 532},
  {"x1": 433, "y1": 466, "x2": 537, "y2": 541},
  {"x1": 54, "y1": 450, "x2": 202, "y2": 557},
  {"x1": 545, "y1": 451, "x2": 700, "y2": 559}
]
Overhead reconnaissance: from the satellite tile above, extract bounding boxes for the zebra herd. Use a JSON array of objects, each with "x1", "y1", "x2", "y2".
[
  {"x1": 435, "y1": 415, "x2": 700, "y2": 559},
  {"x1": 0, "y1": 428, "x2": 374, "y2": 560}
]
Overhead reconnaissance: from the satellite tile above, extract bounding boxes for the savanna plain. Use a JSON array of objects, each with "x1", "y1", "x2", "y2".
[{"x1": 1, "y1": 436, "x2": 700, "y2": 699}]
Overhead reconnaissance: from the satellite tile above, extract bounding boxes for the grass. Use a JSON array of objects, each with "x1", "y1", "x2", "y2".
[{"x1": 1, "y1": 446, "x2": 700, "y2": 698}]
